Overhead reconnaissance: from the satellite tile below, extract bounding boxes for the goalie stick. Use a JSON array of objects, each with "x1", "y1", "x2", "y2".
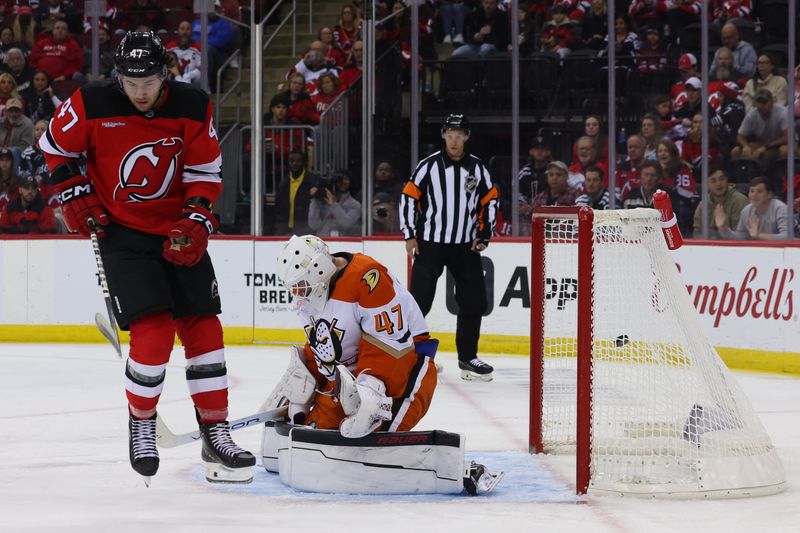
[
  {"x1": 155, "y1": 405, "x2": 289, "y2": 448},
  {"x1": 88, "y1": 219, "x2": 122, "y2": 358}
]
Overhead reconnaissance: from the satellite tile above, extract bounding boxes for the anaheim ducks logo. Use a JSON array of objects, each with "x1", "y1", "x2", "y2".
[
  {"x1": 114, "y1": 137, "x2": 183, "y2": 202},
  {"x1": 305, "y1": 318, "x2": 348, "y2": 379},
  {"x1": 362, "y1": 268, "x2": 380, "y2": 293}
]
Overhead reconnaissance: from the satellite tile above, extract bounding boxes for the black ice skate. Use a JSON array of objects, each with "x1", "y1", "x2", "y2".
[
  {"x1": 463, "y1": 461, "x2": 505, "y2": 496},
  {"x1": 458, "y1": 358, "x2": 494, "y2": 382},
  {"x1": 129, "y1": 413, "x2": 159, "y2": 486},
  {"x1": 199, "y1": 421, "x2": 256, "y2": 484}
]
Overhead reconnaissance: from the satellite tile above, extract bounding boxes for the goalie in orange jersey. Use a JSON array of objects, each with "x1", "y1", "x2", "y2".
[
  {"x1": 260, "y1": 235, "x2": 504, "y2": 495},
  {"x1": 268, "y1": 234, "x2": 437, "y2": 438}
]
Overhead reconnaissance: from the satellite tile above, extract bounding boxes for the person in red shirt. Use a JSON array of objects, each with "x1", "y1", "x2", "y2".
[
  {"x1": 616, "y1": 133, "x2": 647, "y2": 200},
  {"x1": 28, "y1": 20, "x2": 84, "y2": 82},
  {"x1": 338, "y1": 39, "x2": 364, "y2": 89},
  {"x1": 310, "y1": 72, "x2": 342, "y2": 124},
  {"x1": 0, "y1": 174, "x2": 57, "y2": 234},
  {"x1": 283, "y1": 72, "x2": 316, "y2": 125},
  {"x1": 39, "y1": 31, "x2": 254, "y2": 486},
  {"x1": 567, "y1": 135, "x2": 608, "y2": 192}
]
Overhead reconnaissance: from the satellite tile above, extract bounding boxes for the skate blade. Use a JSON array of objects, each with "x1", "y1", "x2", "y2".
[
  {"x1": 204, "y1": 462, "x2": 254, "y2": 484},
  {"x1": 479, "y1": 471, "x2": 505, "y2": 494},
  {"x1": 460, "y1": 369, "x2": 493, "y2": 382},
  {"x1": 142, "y1": 476, "x2": 152, "y2": 488}
]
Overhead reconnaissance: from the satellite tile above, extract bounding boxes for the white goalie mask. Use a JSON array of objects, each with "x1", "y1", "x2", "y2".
[{"x1": 276, "y1": 235, "x2": 338, "y2": 312}]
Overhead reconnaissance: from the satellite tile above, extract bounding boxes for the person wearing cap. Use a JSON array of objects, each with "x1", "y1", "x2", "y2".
[
  {"x1": 731, "y1": 88, "x2": 791, "y2": 161},
  {"x1": 0, "y1": 174, "x2": 57, "y2": 234},
  {"x1": 529, "y1": 160, "x2": 579, "y2": 211},
  {"x1": 637, "y1": 25, "x2": 669, "y2": 76},
  {"x1": 14, "y1": 6, "x2": 36, "y2": 50},
  {"x1": 517, "y1": 133, "x2": 552, "y2": 236},
  {"x1": 28, "y1": 20, "x2": 84, "y2": 82},
  {"x1": 670, "y1": 52, "x2": 700, "y2": 108},
  {"x1": 675, "y1": 76, "x2": 721, "y2": 128},
  {"x1": 742, "y1": 53, "x2": 788, "y2": 114},
  {"x1": 0, "y1": 96, "x2": 34, "y2": 149}
]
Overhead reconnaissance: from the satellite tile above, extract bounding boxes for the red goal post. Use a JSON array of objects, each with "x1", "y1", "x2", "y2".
[{"x1": 528, "y1": 206, "x2": 785, "y2": 498}]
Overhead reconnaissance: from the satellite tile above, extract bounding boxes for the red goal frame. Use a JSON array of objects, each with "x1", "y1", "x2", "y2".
[{"x1": 529, "y1": 206, "x2": 594, "y2": 495}]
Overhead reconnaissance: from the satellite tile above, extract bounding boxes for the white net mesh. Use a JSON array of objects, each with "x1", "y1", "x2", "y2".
[{"x1": 537, "y1": 209, "x2": 785, "y2": 497}]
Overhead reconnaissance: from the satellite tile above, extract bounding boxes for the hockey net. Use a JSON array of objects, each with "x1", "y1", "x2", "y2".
[{"x1": 529, "y1": 207, "x2": 785, "y2": 497}]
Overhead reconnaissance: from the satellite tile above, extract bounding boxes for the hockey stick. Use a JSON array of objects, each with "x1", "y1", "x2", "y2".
[
  {"x1": 88, "y1": 219, "x2": 122, "y2": 358},
  {"x1": 155, "y1": 405, "x2": 289, "y2": 448}
]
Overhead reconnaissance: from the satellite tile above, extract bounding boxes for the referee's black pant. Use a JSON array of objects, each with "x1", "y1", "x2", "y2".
[{"x1": 410, "y1": 240, "x2": 487, "y2": 362}]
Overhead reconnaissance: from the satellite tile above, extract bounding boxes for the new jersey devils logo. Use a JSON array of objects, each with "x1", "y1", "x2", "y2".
[{"x1": 114, "y1": 138, "x2": 184, "y2": 202}]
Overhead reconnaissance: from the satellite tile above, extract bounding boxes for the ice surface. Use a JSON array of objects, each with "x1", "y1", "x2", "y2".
[{"x1": 1, "y1": 343, "x2": 797, "y2": 533}]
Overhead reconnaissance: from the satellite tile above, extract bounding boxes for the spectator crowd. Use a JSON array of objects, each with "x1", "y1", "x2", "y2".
[{"x1": 0, "y1": 1, "x2": 797, "y2": 240}]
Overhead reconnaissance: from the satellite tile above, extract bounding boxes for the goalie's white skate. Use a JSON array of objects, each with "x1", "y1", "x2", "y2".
[{"x1": 463, "y1": 461, "x2": 504, "y2": 496}]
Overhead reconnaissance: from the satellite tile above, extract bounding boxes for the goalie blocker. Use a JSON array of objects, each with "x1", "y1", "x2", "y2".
[{"x1": 262, "y1": 422, "x2": 503, "y2": 496}]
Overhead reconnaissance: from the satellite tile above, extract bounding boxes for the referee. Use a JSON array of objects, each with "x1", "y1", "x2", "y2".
[{"x1": 400, "y1": 114, "x2": 498, "y2": 381}]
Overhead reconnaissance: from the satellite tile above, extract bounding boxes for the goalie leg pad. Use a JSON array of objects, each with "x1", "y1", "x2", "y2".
[
  {"x1": 263, "y1": 346, "x2": 317, "y2": 422},
  {"x1": 261, "y1": 420, "x2": 293, "y2": 473},
  {"x1": 279, "y1": 427, "x2": 466, "y2": 494}
]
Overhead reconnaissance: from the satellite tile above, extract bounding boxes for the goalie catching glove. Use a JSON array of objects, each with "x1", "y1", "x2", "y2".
[
  {"x1": 337, "y1": 365, "x2": 393, "y2": 438},
  {"x1": 52, "y1": 162, "x2": 109, "y2": 237},
  {"x1": 162, "y1": 197, "x2": 219, "y2": 267}
]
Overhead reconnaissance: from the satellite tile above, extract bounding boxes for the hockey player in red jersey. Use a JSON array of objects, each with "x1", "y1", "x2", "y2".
[{"x1": 39, "y1": 31, "x2": 255, "y2": 485}]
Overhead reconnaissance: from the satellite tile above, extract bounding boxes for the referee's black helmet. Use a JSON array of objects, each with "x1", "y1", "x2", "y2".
[
  {"x1": 114, "y1": 31, "x2": 167, "y2": 78},
  {"x1": 441, "y1": 114, "x2": 470, "y2": 138}
]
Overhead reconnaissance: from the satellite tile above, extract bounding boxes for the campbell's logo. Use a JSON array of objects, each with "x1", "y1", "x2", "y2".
[{"x1": 682, "y1": 266, "x2": 794, "y2": 328}]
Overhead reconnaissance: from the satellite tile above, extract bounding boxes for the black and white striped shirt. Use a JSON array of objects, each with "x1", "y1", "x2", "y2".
[{"x1": 400, "y1": 150, "x2": 498, "y2": 244}]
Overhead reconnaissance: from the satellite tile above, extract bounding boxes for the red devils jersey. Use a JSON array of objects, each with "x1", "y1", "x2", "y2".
[{"x1": 39, "y1": 81, "x2": 222, "y2": 236}]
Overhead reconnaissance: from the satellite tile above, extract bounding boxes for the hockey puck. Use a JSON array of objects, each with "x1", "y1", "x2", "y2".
[{"x1": 615, "y1": 334, "x2": 630, "y2": 347}]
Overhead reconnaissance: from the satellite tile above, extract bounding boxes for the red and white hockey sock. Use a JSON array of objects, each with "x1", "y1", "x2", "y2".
[
  {"x1": 176, "y1": 315, "x2": 228, "y2": 424},
  {"x1": 125, "y1": 311, "x2": 176, "y2": 419}
]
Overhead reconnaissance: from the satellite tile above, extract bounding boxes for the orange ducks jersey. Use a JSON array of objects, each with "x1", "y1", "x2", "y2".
[
  {"x1": 299, "y1": 252, "x2": 431, "y2": 398},
  {"x1": 297, "y1": 252, "x2": 437, "y2": 432}
]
